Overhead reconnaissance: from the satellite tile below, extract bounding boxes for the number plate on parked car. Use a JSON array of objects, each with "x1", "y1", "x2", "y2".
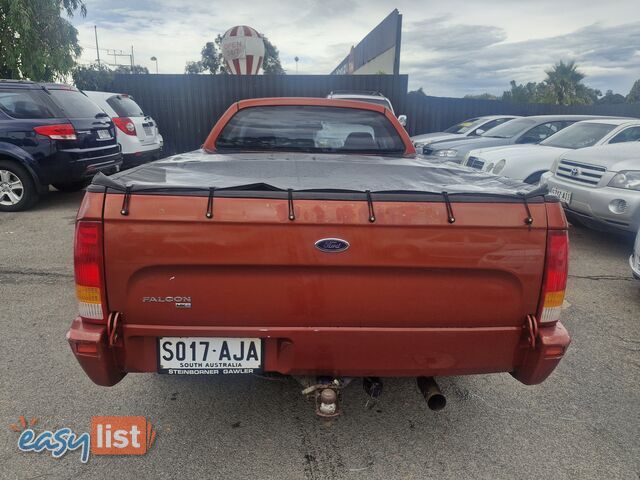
[
  {"x1": 96, "y1": 129, "x2": 112, "y2": 140},
  {"x1": 550, "y1": 187, "x2": 572, "y2": 204},
  {"x1": 143, "y1": 126, "x2": 153, "y2": 136},
  {"x1": 158, "y1": 337, "x2": 262, "y2": 374}
]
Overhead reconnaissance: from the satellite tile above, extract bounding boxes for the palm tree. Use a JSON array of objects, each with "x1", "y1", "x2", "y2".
[{"x1": 543, "y1": 61, "x2": 586, "y2": 105}]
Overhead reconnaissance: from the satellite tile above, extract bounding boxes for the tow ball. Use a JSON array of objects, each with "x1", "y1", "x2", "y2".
[{"x1": 301, "y1": 379, "x2": 343, "y2": 418}]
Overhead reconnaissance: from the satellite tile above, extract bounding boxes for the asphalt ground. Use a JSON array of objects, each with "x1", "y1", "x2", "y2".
[{"x1": 1, "y1": 189, "x2": 639, "y2": 479}]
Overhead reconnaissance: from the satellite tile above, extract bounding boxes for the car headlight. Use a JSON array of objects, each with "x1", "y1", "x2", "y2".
[
  {"x1": 484, "y1": 162, "x2": 494, "y2": 172},
  {"x1": 434, "y1": 149, "x2": 458, "y2": 158},
  {"x1": 492, "y1": 159, "x2": 506, "y2": 174},
  {"x1": 608, "y1": 171, "x2": 640, "y2": 191}
]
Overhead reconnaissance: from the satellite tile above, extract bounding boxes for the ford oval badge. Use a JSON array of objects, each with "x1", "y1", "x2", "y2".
[{"x1": 315, "y1": 238, "x2": 350, "y2": 253}]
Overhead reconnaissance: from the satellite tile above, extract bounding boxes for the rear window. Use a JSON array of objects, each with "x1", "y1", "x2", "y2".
[
  {"x1": 48, "y1": 89, "x2": 104, "y2": 118},
  {"x1": 0, "y1": 89, "x2": 57, "y2": 119},
  {"x1": 216, "y1": 105, "x2": 405, "y2": 155},
  {"x1": 106, "y1": 95, "x2": 144, "y2": 117}
]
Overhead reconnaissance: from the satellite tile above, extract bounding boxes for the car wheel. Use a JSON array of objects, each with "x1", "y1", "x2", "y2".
[
  {"x1": 0, "y1": 160, "x2": 39, "y2": 212},
  {"x1": 52, "y1": 181, "x2": 88, "y2": 192}
]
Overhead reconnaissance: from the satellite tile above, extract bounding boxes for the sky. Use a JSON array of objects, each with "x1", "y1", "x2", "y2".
[{"x1": 72, "y1": 0, "x2": 640, "y2": 97}]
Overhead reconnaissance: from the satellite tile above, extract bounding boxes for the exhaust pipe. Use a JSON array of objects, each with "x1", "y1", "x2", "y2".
[{"x1": 417, "y1": 377, "x2": 446, "y2": 411}]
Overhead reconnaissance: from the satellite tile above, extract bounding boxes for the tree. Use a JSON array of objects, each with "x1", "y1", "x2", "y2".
[
  {"x1": 0, "y1": 0, "x2": 86, "y2": 81},
  {"x1": 597, "y1": 89, "x2": 626, "y2": 105},
  {"x1": 262, "y1": 36, "x2": 285, "y2": 74},
  {"x1": 628, "y1": 79, "x2": 640, "y2": 103},
  {"x1": 502, "y1": 80, "x2": 547, "y2": 103},
  {"x1": 464, "y1": 93, "x2": 497, "y2": 100},
  {"x1": 543, "y1": 60, "x2": 600, "y2": 105},
  {"x1": 72, "y1": 63, "x2": 114, "y2": 90},
  {"x1": 408, "y1": 87, "x2": 427, "y2": 97},
  {"x1": 114, "y1": 64, "x2": 149, "y2": 74},
  {"x1": 185, "y1": 61, "x2": 204, "y2": 74}
]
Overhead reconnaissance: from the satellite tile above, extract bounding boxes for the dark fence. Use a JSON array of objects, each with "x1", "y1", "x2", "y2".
[
  {"x1": 404, "y1": 94, "x2": 640, "y2": 135},
  {"x1": 108, "y1": 73, "x2": 640, "y2": 155},
  {"x1": 110, "y1": 74, "x2": 408, "y2": 155}
]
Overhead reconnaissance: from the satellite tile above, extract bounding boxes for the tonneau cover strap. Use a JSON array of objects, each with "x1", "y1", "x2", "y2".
[
  {"x1": 442, "y1": 191, "x2": 455, "y2": 224},
  {"x1": 206, "y1": 187, "x2": 216, "y2": 219},
  {"x1": 365, "y1": 190, "x2": 376, "y2": 223},
  {"x1": 120, "y1": 186, "x2": 132, "y2": 216},
  {"x1": 287, "y1": 189, "x2": 295, "y2": 221}
]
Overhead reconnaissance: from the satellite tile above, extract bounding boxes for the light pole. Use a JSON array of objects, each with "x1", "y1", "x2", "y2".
[
  {"x1": 150, "y1": 56, "x2": 158, "y2": 74},
  {"x1": 294, "y1": 56, "x2": 299, "y2": 74}
]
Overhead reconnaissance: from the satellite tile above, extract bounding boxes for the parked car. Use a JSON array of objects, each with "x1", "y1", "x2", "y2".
[
  {"x1": 0, "y1": 80, "x2": 121, "y2": 211},
  {"x1": 418, "y1": 115, "x2": 607, "y2": 164},
  {"x1": 326, "y1": 90, "x2": 406, "y2": 126},
  {"x1": 411, "y1": 115, "x2": 519, "y2": 146},
  {"x1": 463, "y1": 118, "x2": 640, "y2": 184},
  {"x1": 68, "y1": 97, "x2": 570, "y2": 416},
  {"x1": 83, "y1": 91, "x2": 163, "y2": 169},
  {"x1": 542, "y1": 142, "x2": 640, "y2": 232},
  {"x1": 631, "y1": 229, "x2": 640, "y2": 279}
]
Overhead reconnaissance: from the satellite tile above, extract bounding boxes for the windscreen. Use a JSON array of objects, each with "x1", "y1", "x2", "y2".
[
  {"x1": 48, "y1": 89, "x2": 105, "y2": 118},
  {"x1": 481, "y1": 118, "x2": 535, "y2": 138},
  {"x1": 540, "y1": 122, "x2": 617, "y2": 149},
  {"x1": 106, "y1": 95, "x2": 144, "y2": 117},
  {"x1": 444, "y1": 118, "x2": 481, "y2": 134},
  {"x1": 216, "y1": 105, "x2": 406, "y2": 154}
]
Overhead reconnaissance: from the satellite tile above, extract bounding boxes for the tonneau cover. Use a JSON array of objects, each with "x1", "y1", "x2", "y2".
[{"x1": 91, "y1": 150, "x2": 544, "y2": 199}]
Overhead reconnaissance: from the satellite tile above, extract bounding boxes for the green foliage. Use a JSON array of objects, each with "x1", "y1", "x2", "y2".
[
  {"x1": 0, "y1": 0, "x2": 85, "y2": 81},
  {"x1": 262, "y1": 36, "x2": 284, "y2": 75},
  {"x1": 464, "y1": 93, "x2": 497, "y2": 100},
  {"x1": 185, "y1": 61, "x2": 204, "y2": 74},
  {"x1": 72, "y1": 63, "x2": 114, "y2": 90},
  {"x1": 597, "y1": 89, "x2": 626, "y2": 105},
  {"x1": 408, "y1": 87, "x2": 427, "y2": 97},
  {"x1": 114, "y1": 64, "x2": 149, "y2": 74},
  {"x1": 627, "y1": 79, "x2": 640, "y2": 103},
  {"x1": 502, "y1": 61, "x2": 601, "y2": 105}
]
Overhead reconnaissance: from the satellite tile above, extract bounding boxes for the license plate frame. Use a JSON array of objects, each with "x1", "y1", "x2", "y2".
[
  {"x1": 143, "y1": 126, "x2": 153, "y2": 136},
  {"x1": 157, "y1": 337, "x2": 262, "y2": 374},
  {"x1": 550, "y1": 186, "x2": 572, "y2": 204},
  {"x1": 96, "y1": 129, "x2": 112, "y2": 140}
]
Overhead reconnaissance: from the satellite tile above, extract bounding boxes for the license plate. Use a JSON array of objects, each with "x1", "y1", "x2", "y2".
[
  {"x1": 158, "y1": 337, "x2": 262, "y2": 374},
  {"x1": 143, "y1": 126, "x2": 153, "y2": 136},
  {"x1": 550, "y1": 187, "x2": 572, "y2": 204},
  {"x1": 96, "y1": 129, "x2": 112, "y2": 140}
]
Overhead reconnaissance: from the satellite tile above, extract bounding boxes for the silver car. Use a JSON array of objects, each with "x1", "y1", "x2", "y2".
[
  {"x1": 411, "y1": 115, "x2": 518, "y2": 147},
  {"x1": 631, "y1": 229, "x2": 640, "y2": 279},
  {"x1": 543, "y1": 142, "x2": 640, "y2": 232}
]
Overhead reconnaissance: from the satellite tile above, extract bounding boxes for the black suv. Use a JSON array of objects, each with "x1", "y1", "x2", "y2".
[{"x1": 0, "y1": 80, "x2": 122, "y2": 211}]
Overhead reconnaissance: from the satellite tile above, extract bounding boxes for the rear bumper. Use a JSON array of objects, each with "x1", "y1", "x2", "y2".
[
  {"x1": 48, "y1": 146, "x2": 122, "y2": 183},
  {"x1": 67, "y1": 318, "x2": 570, "y2": 387},
  {"x1": 122, "y1": 148, "x2": 162, "y2": 169}
]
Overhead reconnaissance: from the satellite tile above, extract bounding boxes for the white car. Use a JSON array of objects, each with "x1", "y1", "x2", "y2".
[
  {"x1": 631, "y1": 229, "x2": 640, "y2": 279},
  {"x1": 543, "y1": 142, "x2": 640, "y2": 233},
  {"x1": 326, "y1": 91, "x2": 406, "y2": 126},
  {"x1": 411, "y1": 115, "x2": 519, "y2": 146},
  {"x1": 463, "y1": 118, "x2": 640, "y2": 184},
  {"x1": 83, "y1": 91, "x2": 163, "y2": 169}
]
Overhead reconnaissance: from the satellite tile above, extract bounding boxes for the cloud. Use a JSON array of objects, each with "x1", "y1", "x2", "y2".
[{"x1": 402, "y1": 17, "x2": 640, "y2": 96}]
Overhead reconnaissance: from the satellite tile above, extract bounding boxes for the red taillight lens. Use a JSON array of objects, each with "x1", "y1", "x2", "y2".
[
  {"x1": 113, "y1": 117, "x2": 136, "y2": 136},
  {"x1": 33, "y1": 123, "x2": 76, "y2": 140},
  {"x1": 538, "y1": 230, "x2": 569, "y2": 324},
  {"x1": 74, "y1": 221, "x2": 106, "y2": 322}
]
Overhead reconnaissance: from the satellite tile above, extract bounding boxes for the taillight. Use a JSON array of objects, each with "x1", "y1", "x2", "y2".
[
  {"x1": 113, "y1": 117, "x2": 137, "y2": 136},
  {"x1": 538, "y1": 230, "x2": 569, "y2": 324},
  {"x1": 74, "y1": 221, "x2": 106, "y2": 322},
  {"x1": 33, "y1": 123, "x2": 76, "y2": 140}
]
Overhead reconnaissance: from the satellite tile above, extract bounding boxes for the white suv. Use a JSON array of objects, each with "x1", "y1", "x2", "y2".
[
  {"x1": 326, "y1": 91, "x2": 406, "y2": 126},
  {"x1": 83, "y1": 91, "x2": 163, "y2": 169}
]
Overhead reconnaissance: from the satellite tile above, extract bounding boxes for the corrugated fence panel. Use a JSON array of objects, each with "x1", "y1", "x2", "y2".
[
  {"x1": 110, "y1": 74, "x2": 408, "y2": 155},
  {"x1": 108, "y1": 74, "x2": 640, "y2": 155}
]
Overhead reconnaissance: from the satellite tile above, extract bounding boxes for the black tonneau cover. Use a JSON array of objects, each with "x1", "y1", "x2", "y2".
[{"x1": 90, "y1": 150, "x2": 546, "y2": 201}]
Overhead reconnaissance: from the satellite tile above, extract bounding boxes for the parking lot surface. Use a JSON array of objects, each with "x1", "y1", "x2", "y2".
[{"x1": 1, "y1": 189, "x2": 638, "y2": 479}]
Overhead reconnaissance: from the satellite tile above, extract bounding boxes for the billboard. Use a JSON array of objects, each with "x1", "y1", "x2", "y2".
[{"x1": 331, "y1": 9, "x2": 402, "y2": 75}]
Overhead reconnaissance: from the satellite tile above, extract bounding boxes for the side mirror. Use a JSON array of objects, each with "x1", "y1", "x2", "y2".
[{"x1": 397, "y1": 115, "x2": 407, "y2": 127}]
